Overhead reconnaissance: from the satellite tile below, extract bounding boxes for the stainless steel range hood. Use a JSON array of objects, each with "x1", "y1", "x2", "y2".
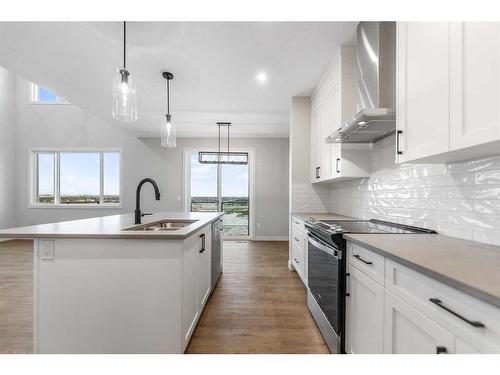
[{"x1": 326, "y1": 22, "x2": 396, "y2": 144}]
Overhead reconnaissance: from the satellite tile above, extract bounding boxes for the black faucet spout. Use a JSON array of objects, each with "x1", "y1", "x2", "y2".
[{"x1": 135, "y1": 178, "x2": 161, "y2": 224}]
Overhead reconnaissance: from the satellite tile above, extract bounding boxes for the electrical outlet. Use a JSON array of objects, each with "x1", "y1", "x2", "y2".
[
  {"x1": 177, "y1": 195, "x2": 182, "y2": 202},
  {"x1": 39, "y1": 240, "x2": 55, "y2": 260},
  {"x1": 257, "y1": 222, "x2": 261, "y2": 229}
]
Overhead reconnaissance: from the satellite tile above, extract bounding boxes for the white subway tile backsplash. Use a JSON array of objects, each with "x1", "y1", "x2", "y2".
[
  {"x1": 474, "y1": 169, "x2": 500, "y2": 185},
  {"x1": 448, "y1": 185, "x2": 500, "y2": 200},
  {"x1": 473, "y1": 227, "x2": 500, "y2": 246},
  {"x1": 448, "y1": 155, "x2": 500, "y2": 174},
  {"x1": 474, "y1": 200, "x2": 500, "y2": 214},
  {"x1": 324, "y1": 135, "x2": 500, "y2": 247},
  {"x1": 428, "y1": 173, "x2": 474, "y2": 187}
]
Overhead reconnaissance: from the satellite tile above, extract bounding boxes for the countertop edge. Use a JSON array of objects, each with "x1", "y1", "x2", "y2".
[
  {"x1": 0, "y1": 213, "x2": 224, "y2": 240},
  {"x1": 344, "y1": 234, "x2": 500, "y2": 309}
]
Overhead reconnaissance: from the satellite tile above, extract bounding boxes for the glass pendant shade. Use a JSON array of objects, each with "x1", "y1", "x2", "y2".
[
  {"x1": 161, "y1": 114, "x2": 176, "y2": 148},
  {"x1": 112, "y1": 68, "x2": 137, "y2": 122}
]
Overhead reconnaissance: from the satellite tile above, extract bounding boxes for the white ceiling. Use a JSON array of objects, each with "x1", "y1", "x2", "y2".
[{"x1": 0, "y1": 22, "x2": 357, "y2": 138}]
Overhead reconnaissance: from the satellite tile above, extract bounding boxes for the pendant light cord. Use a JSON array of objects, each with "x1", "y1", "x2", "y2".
[
  {"x1": 218, "y1": 124, "x2": 221, "y2": 162},
  {"x1": 123, "y1": 21, "x2": 127, "y2": 69}
]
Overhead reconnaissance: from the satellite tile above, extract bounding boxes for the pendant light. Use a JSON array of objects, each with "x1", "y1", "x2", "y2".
[
  {"x1": 112, "y1": 21, "x2": 137, "y2": 122},
  {"x1": 198, "y1": 122, "x2": 248, "y2": 165},
  {"x1": 161, "y1": 72, "x2": 176, "y2": 148}
]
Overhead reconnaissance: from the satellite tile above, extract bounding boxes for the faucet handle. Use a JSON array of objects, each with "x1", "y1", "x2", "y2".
[{"x1": 141, "y1": 212, "x2": 153, "y2": 217}]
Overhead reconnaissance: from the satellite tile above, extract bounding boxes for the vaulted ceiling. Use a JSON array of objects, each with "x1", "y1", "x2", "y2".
[{"x1": 0, "y1": 22, "x2": 357, "y2": 137}]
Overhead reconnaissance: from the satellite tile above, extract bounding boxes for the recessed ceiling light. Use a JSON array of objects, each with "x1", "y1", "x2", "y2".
[{"x1": 256, "y1": 71, "x2": 267, "y2": 84}]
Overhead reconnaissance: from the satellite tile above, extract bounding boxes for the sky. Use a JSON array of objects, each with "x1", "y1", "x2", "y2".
[
  {"x1": 38, "y1": 152, "x2": 120, "y2": 196},
  {"x1": 190, "y1": 153, "x2": 249, "y2": 197}
]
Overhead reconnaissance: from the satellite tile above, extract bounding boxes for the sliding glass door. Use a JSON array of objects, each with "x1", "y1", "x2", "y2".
[{"x1": 186, "y1": 150, "x2": 251, "y2": 239}]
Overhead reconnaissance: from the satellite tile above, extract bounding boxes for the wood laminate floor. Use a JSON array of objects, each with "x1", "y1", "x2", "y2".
[
  {"x1": 0, "y1": 240, "x2": 33, "y2": 354},
  {"x1": 186, "y1": 240, "x2": 328, "y2": 353},
  {"x1": 0, "y1": 239, "x2": 327, "y2": 354}
]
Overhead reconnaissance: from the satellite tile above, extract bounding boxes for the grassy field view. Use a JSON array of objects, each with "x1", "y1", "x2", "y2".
[
  {"x1": 191, "y1": 196, "x2": 249, "y2": 236},
  {"x1": 38, "y1": 195, "x2": 119, "y2": 204}
]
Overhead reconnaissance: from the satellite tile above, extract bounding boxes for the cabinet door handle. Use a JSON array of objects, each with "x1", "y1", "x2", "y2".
[
  {"x1": 336, "y1": 158, "x2": 341, "y2": 173},
  {"x1": 396, "y1": 130, "x2": 403, "y2": 155},
  {"x1": 199, "y1": 234, "x2": 206, "y2": 253},
  {"x1": 345, "y1": 272, "x2": 350, "y2": 297},
  {"x1": 353, "y1": 254, "x2": 373, "y2": 265},
  {"x1": 315, "y1": 167, "x2": 321, "y2": 179},
  {"x1": 429, "y1": 298, "x2": 485, "y2": 328},
  {"x1": 294, "y1": 258, "x2": 300, "y2": 264},
  {"x1": 436, "y1": 346, "x2": 447, "y2": 354},
  {"x1": 294, "y1": 237, "x2": 300, "y2": 242}
]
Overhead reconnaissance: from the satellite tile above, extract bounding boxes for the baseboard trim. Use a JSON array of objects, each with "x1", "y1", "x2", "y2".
[{"x1": 253, "y1": 236, "x2": 289, "y2": 241}]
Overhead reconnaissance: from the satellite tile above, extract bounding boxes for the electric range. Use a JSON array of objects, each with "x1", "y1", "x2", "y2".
[{"x1": 304, "y1": 219, "x2": 436, "y2": 354}]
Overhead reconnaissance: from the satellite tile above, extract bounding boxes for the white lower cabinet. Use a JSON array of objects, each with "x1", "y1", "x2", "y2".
[
  {"x1": 384, "y1": 291, "x2": 455, "y2": 354},
  {"x1": 455, "y1": 337, "x2": 481, "y2": 354},
  {"x1": 346, "y1": 240, "x2": 500, "y2": 354},
  {"x1": 290, "y1": 216, "x2": 307, "y2": 285},
  {"x1": 182, "y1": 226, "x2": 212, "y2": 350},
  {"x1": 198, "y1": 228, "x2": 212, "y2": 309},
  {"x1": 346, "y1": 265, "x2": 384, "y2": 354}
]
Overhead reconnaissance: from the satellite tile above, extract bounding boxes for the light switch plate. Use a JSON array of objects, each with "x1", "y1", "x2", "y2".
[{"x1": 39, "y1": 240, "x2": 55, "y2": 260}]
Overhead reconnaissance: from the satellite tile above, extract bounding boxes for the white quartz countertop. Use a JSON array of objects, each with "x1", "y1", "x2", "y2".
[{"x1": 0, "y1": 212, "x2": 224, "y2": 240}]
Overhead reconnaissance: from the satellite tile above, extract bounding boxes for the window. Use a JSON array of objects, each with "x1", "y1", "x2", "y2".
[
  {"x1": 31, "y1": 150, "x2": 121, "y2": 207},
  {"x1": 187, "y1": 150, "x2": 251, "y2": 238},
  {"x1": 30, "y1": 83, "x2": 69, "y2": 104}
]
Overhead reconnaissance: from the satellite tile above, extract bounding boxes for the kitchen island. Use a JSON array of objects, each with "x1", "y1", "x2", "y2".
[{"x1": 0, "y1": 212, "x2": 224, "y2": 354}]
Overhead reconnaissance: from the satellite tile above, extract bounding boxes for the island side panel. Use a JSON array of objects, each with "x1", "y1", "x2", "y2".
[{"x1": 35, "y1": 238, "x2": 183, "y2": 354}]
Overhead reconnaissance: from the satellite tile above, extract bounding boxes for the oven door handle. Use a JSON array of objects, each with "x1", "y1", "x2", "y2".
[{"x1": 308, "y1": 235, "x2": 341, "y2": 259}]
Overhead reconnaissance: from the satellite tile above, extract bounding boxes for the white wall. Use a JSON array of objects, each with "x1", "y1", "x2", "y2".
[
  {"x1": 14, "y1": 77, "x2": 168, "y2": 227},
  {"x1": 0, "y1": 66, "x2": 17, "y2": 229},
  {"x1": 1, "y1": 71, "x2": 290, "y2": 238},
  {"x1": 329, "y1": 134, "x2": 500, "y2": 247}
]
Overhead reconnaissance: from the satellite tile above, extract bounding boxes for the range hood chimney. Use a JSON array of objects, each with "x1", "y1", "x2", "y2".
[{"x1": 326, "y1": 22, "x2": 396, "y2": 144}]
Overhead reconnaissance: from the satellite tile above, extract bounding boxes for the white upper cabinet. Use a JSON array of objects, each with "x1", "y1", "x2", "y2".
[
  {"x1": 310, "y1": 111, "x2": 321, "y2": 182},
  {"x1": 319, "y1": 99, "x2": 331, "y2": 180},
  {"x1": 396, "y1": 22, "x2": 451, "y2": 163},
  {"x1": 397, "y1": 22, "x2": 500, "y2": 164},
  {"x1": 449, "y1": 22, "x2": 500, "y2": 150},
  {"x1": 311, "y1": 46, "x2": 371, "y2": 182}
]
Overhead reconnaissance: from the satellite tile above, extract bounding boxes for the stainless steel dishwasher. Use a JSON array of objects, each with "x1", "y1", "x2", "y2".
[{"x1": 211, "y1": 218, "x2": 223, "y2": 291}]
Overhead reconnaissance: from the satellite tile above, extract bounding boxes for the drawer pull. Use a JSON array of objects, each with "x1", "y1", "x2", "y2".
[
  {"x1": 294, "y1": 221, "x2": 300, "y2": 225},
  {"x1": 353, "y1": 254, "x2": 373, "y2": 265},
  {"x1": 436, "y1": 346, "x2": 447, "y2": 354},
  {"x1": 429, "y1": 298, "x2": 485, "y2": 328}
]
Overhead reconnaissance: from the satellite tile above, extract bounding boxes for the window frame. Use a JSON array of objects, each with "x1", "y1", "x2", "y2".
[
  {"x1": 30, "y1": 83, "x2": 71, "y2": 105},
  {"x1": 29, "y1": 148, "x2": 122, "y2": 209}
]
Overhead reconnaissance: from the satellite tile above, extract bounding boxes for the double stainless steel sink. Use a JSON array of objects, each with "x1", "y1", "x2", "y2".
[{"x1": 123, "y1": 219, "x2": 198, "y2": 232}]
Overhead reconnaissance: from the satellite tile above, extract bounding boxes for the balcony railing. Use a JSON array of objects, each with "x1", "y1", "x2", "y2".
[{"x1": 190, "y1": 199, "x2": 249, "y2": 236}]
